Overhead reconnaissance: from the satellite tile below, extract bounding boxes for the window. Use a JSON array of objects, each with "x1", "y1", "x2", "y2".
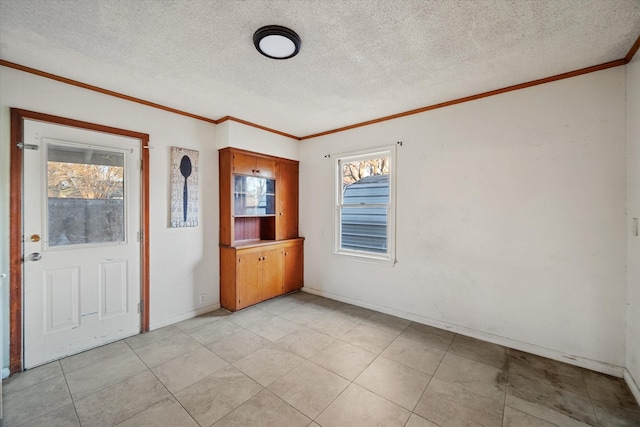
[{"x1": 335, "y1": 146, "x2": 396, "y2": 263}]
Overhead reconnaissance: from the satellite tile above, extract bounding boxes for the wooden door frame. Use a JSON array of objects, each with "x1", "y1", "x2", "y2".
[{"x1": 9, "y1": 108, "x2": 150, "y2": 374}]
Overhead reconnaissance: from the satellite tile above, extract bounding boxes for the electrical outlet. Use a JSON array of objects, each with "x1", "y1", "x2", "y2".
[{"x1": 199, "y1": 293, "x2": 206, "y2": 304}]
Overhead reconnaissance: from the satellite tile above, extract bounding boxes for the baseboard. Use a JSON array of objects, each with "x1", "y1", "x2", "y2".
[
  {"x1": 2, "y1": 367, "x2": 9, "y2": 379},
  {"x1": 149, "y1": 302, "x2": 221, "y2": 330},
  {"x1": 300, "y1": 287, "x2": 625, "y2": 377},
  {"x1": 624, "y1": 369, "x2": 640, "y2": 405}
]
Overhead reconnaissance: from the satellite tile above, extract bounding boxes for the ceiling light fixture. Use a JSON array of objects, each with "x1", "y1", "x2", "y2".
[{"x1": 253, "y1": 25, "x2": 301, "y2": 60}]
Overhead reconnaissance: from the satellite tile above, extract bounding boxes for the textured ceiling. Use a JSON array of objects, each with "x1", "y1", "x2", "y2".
[{"x1": 1, "y1": 0, "x2": 639, "y2": 138}]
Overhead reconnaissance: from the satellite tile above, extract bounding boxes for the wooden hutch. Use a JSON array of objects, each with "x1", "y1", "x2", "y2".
[{"x1": 219, "y1": 147, "x2": 303, "y2": 311}]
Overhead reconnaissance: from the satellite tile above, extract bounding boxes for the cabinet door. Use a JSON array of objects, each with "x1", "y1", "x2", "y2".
[
  {"x1": 261, "y1": 247, "x2": 284, "y2": 300},
  {"x1": 283, "y1": 243, "x2": 303, "y2": 293},
  {"x1": 236, "y1": 251, "x2": 263, "y2": 309},
  {"x1": 233, "y1": 152, "x2": 257, "y2": 176},
  {"x1": 276, "y1": 161, "x2": 299, "y2": 240},
  {"x1": 256, "y1": 157, "x2": 276, "y2": 178}
]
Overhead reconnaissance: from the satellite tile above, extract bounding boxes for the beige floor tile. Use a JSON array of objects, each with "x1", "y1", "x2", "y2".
[
  {"x1": 19, "y1": 403, "x2": 80, "y2": 427},
  {"x1": 74, "y1": 371, "x2": 170, "y2": 427},
  {"x1": 279, "y1": 304, "x2": 327, "y2": 325},
  {"x1": 152, "y1": 347, "x2": 228, "y2": 393},
  {"x1": 287, "y1": 290, "x2": 319, "y2": 303},
  {"x1": 434, "y1": 352, "x2": 507, "y2": 402},
  {"x1": 506, "y1": 394, "x2": 593, "y2": 427},
  {"x1": 133, "y1": 332, "x2": 203, "y2": 367},
  {"x1": 310, "y1": 340, "x2": 377, "y2": 381},
  {"x1": 308, "y1": 297, "x2": 348, "y2": 310},
  {"x1": 2, "y1": 361, "x2": 62, "y2": 396},
  {"x1": 405, "y1": 413, "x2": 440, "y2": 427},
  {"x1": 592, "y1": 399, "x2": 640, "y2": 426},
  {"x1": 174, "y1": 310, "x2": 229, "y2": 332},
  {"x1": 275, "y1": 326, "x2": 335, "y2": 358},
  {"x1": 510, "y1": 349, "x2": 589, "y2": 397},
  {"x1": 175, "y1": 365, "x2": 263, "y2": 426},
  {"x1": 60, "y1": 340, "x2": 132, "y2": 374},
  {"x1": 381, "y1": 334, "x2": 446, "y2": 375},
  {"x1": 248, "y1": 315, "x2": 300, "y2": 341},
  {"x1": 259, "y1": 296, "x2": 304, "y2": 315},
  {"x1": 227, "y1": 307, "x2": 275, "y2": 330},
  {"x1": 355, "y1": 356, "x2": 431, "y2": 410},
  {"x1": 508, "y1": 373, "x2": 597, "y2": 426},
  {"x1": 414, "y1": 378, "x2": 504, "y2": 427},
  {"x1": 449, "y1": 334, "x2": 510, "y2": 369},
  {"x1": 269, "y1": 361, "x2": 350, "y2": 418},
  {"x1": 208, "y1": 328, "x2": 271, "y2": 363},
  {"x1": 187, "y1": 318, "x2": 241, "y2": 346},
  {"x1": 401, "y1": 323, "x2": 455, "y2": 351},
  {"x1": 583, "y1": 369, "x2": 640, "y2": 411},
  {"x1": 362, "y1": 312, "x2": 411, "y2": 334},
  {"x1": 65, "y1": 350, "x2": 147, "y2": 399},
  {"x1": 214, "y1": 389, "x2": 310, "y2": 427},
  {"x1": 115, "y1": 397, "x2": 199, "y2": 426},
  {"x1": 307, "y1": 312, "x2": 359, "y2": 338},
  {"x1": 1, "y1": 375, "x2": 72, "y2": 427},
  {"x1": 233, "y1": 344, "x2": 305, "y2": 387},
  {"x1": 315, "y1": 383, "x2": 410, "y2": 427},
  {"x1": 339, "y1": 323, "x2": 399, "y2": 354},
  {"x1": 338, "y1": 305, "x2": 377, "y2": 322},
  {"x1": 125, "y1": 325, "x2": 181, "y2": 349},
  {"x1": 503, "y1": 406, "x2": 560, "y2": 426}
]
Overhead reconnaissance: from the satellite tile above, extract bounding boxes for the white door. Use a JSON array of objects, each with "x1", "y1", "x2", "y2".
[{"x1": 22, "y1": 119, "x2": 142, "y2": 369}]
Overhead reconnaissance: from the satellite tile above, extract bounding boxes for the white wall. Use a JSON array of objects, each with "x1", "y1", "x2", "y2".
[
  {"x1": 626, "y1": 54, "x2": 640, "y2": 399},
  {"x1": 0, "y1": 66, "x2": 219, "y2": 371},
  {"x1": 215, "y1": 120, "x2": 299, "y2": 160},
  {"x1": 299, "y1": 66, "x2": 628, "y2": 374}
]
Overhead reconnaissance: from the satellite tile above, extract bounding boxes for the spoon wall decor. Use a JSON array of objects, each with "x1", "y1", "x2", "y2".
[{"x1": 180, "y1": 155, "x2": 192, "y2": 222}]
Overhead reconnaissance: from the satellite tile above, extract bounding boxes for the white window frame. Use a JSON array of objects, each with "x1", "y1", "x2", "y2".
[{"x1": 334, "y1": 145, "x2": 396, "y2": 265}]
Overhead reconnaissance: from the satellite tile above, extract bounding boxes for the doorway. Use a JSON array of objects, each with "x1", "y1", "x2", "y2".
[{"x1": 9, "y1": 109, "x2": 150, "y2": 373}]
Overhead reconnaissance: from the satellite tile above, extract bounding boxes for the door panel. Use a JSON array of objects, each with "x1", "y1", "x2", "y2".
[
  {"x1": 44, "y1": 267, "x2": 80, "y2": 332},
  {"x1": 261, "y1": 248, "x2": 283, "y2": 300},
  {"x1": 237, "y1": 251, "x2": 262, "y2": 308},
  {"x1": 99, "y1": 261, "x2": 128, "y2": 319},
  {"x1": 23, "y1": 119, "x2": 141, "y2": 368},
  {"x1": 283, "y1": 243, "x2": 303, "y2": 293}
]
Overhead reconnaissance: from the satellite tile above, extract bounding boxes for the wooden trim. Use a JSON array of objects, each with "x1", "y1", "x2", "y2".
[
  {"x1": 8, "y1": 108, "x2": 151, "y2": 374},
  {"x1": 626, "y1": 35, "x2": 640, "y2": 63},
  {"x1": 140, "y1": 136, "x2": 151, "y2": 332},
  {"x1": 9, "y1": 109, "x2": 24, "y2": 374},
  {"x1": 2, "y1": 42, "x2": 637, "y2": 144},
  {"x1": 0, "y1": 60, "x2": 217, "y2": 125},
  {"x1": 300, "y1": 59, "x2": 626, "y2": 140},
  {"x1": 216, "y1": 116, "x2": 300, "y2": 140}
]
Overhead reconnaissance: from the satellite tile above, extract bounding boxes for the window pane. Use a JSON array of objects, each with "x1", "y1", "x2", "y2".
[
  {"x1": 341, "y1": 156, "x2": 389, "y2": 193},
  {"x1": 340, "y1": 160, "x2": 390, "y2": 253},
  {"x1": 341, "y1": 206, "x2": 387, "y2": 253},
  {"x1": 47, "y1": 144, "x2": 125, "y2": 246}
]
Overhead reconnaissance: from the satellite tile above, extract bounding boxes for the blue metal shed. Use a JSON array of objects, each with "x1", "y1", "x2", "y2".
[{"x1": 341, "y1": 174, "x2": 389, "y2": 253}]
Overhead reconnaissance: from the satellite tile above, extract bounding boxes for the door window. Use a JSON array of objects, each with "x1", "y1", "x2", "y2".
[{"x1": 46, "y1": 142, "x2": 126, "y2": 247}]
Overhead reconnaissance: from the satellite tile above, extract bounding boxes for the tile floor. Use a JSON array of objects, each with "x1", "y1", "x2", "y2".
[{"x1": 2, "y1": 291, "x2": 640, "y2": 427}]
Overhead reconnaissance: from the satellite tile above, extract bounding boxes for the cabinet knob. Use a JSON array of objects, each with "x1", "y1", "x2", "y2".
[
  {"x1": 285, "y1": 252, "x2": 288, "y2": 256},
  {"x1": 255, "y1": 169, "x2": 261, "y2": 174}
]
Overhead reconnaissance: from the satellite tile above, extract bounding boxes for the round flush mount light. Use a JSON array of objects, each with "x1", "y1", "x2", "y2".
[{"x1": 253, "y1": 25, "x2": 301, "y2": 60}]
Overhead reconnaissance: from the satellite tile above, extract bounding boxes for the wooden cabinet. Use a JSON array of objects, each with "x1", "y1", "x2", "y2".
[
  {"x1": 220, "y1": 239, "x2": 302, "y2": 311},
  {"x1": 219, "y1": 147, "x2": 303, "y2": 311}
]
